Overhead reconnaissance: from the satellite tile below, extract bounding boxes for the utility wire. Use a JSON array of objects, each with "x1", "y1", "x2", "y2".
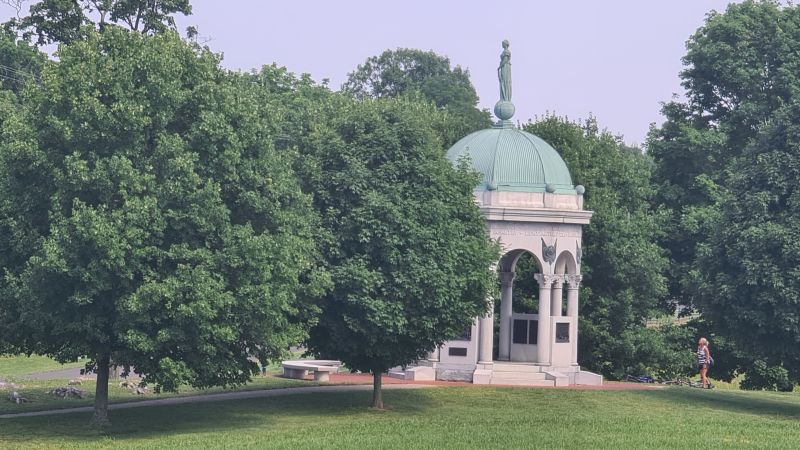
[
  {"x1": 0, "y1": 63, "x2": 41, "y2": 87},
  {"x1": 0, "y1": 63, "x2": 41, "y2": 79}
]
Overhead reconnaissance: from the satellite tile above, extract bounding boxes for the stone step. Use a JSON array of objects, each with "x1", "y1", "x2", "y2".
[
  {"x1": 544, "y1": 371, "x2": 569, "y2": 387},
  {"x1": 490, "y1": 378, "x2": 555, "y2": 387},
  {"x1": 387, "y1": 370, "x2": 406, "y2": 380},
  {"x1": 491, "y1": 363, "x2": 542, "y2": 373},
  {"x1": 491, "y1": 371, "x2": 547, "y2": 381}
]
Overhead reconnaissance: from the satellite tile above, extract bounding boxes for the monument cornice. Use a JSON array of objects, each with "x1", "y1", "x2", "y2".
[{"x1": 481, "y1": 207, "x2": 593, "y2": 224}]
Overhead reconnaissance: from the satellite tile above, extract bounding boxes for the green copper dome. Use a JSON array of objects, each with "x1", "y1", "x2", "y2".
[
  {"x1": 447, "y1": 40, "x2": 577, "y2": 195},
  {"x1": 446, "y1": 124, "x2": 576, "y2": 194}
]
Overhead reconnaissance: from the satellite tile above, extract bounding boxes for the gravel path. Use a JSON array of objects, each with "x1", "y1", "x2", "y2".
[{"x1": 0, "y1": 384, "x2": 434, "y2": 419}]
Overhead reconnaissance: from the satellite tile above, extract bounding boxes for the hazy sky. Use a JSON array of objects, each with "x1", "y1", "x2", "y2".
[{"x1": 3, "y1": 1, "x2": 739, "y2": 146}]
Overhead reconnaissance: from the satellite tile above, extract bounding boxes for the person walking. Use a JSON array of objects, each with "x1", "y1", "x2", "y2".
[{"x1": 697, "y1": 337, "x2": 712, "y2": 389}]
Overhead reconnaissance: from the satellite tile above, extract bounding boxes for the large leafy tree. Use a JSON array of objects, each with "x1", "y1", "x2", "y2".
[
  {"x1": 0, "y1": 29, "x2": 317, "y2": 425},
  {"x1": 647, "y1": 102, "x2": 725, "y2": 312},
  {"x1": 697, "y1": 94, "x2": 800, "y2": 387},
  {"x1": 649, "y1": 0, "x2": 800, "y2": 388},
  {"x1": 342, "y1": 49, "x2": 492, "y2": 147},
  {"x1": 0, "y1": 89, "x2": 19, "y2": 356},
  {"x1": 302, "y1": 97, "x2": 499, "y2": 409},
  {"x1": 2, "y1": 0, "x2": 191, "y2": 45},
  {"x1": 525, "y1": 116, "x2": 673, "y2": 379}
]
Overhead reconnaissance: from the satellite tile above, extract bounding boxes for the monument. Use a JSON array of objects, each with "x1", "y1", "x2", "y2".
[{"x1": 395, "y1": 41, "x2": 602, "y2": 386}]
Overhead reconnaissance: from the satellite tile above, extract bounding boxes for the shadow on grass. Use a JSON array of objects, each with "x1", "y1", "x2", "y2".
[
  {"x1": 638, "y1": 387, "x2": 800, "y2": 420},
  {"x1": 0, "y1": 374, "x2": 314, "y2": 415},
  {"x1": 1, "y1": 388, "x2": 437, "y2": 445}
]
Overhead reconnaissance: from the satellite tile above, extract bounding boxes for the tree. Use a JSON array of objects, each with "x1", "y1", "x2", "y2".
[
  {"x1": 646, "y1": 102, "x2": 725, "y2": 313},
  {"x1": 0, "y1": 90, "x2": 14, "y2": 356},
  {"x1": 2, "y1": 0, "x2": 192, "y2": 45},
  {"x1": 0, "y1": 29, "x2": 317, "y2": 425},
  {"x1": 524, "y1": 116, "x2": 670, "y2": 379},
  {"x1": 649, "y1": 0, "x2": 800, "y2": 388},
  {"x1": 696, "y1": 101, "x2": 800, "y2": 385},
  {"x1": 301, "y1": 97, "x2": 499, "y2": 409},
  {"x1": 0, "y1": 28, "x2": 45, "y2": 96},
  {"x1": 342, "y1": 49, "x2": 492, "y2": 147}
]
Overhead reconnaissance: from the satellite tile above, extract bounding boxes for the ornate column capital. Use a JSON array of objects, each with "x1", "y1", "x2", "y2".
[
  {"x1": 534, "y1": 273, "x2": 561, "y2": 289},
  {"x1": 565, "y1": 274, "x2": 583, "y2": 289},
  {"x1": 499, "y1": 271, "x2": 516, "y2": 285}
]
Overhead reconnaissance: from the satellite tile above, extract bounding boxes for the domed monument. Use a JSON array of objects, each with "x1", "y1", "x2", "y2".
[{"x1": 398, "y1": 41, "x2": 602, "y2": 386}]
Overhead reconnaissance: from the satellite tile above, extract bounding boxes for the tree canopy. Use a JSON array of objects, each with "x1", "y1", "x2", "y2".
[
  {"x1": 649, "y1": 0, "x2": 800, "y2": 389},
  {"x1": 0, "y1": 28, "x2": 45, "y2": 96},
  {"x1": 342, "y1": 48, "x2": 492, "y2": 147},
  {"x1": 300, "y1": 96, "x2": 499, "y2": 408},
  {"x1": 525, "y1": 116, "x2": 678, "y2": 379},
  {"x1": 2, "y1": 0, "x2": 192, "y2": 45},
  {"x1": 0, "y1": 28, "x2": 317, "y2": 424}
]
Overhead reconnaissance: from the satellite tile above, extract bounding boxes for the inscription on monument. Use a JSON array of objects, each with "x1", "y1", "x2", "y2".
[{"x1": 488, "y1": 222, "x2": 581, "y2": 238}]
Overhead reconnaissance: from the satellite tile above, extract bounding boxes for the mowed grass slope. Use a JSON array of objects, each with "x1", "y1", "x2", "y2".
[
  {"x1": 0, "y1": 354, "x2": 315, "y2": 415},
  {"x1": 0, "y1": 375, "x2": 316, "y2": 415},
  {"x1": 0, "y1": 355, "x2": 84, "y2": 378},
  {"x1": 2, "y1": 386, "x2": 799, "y2": 449}
]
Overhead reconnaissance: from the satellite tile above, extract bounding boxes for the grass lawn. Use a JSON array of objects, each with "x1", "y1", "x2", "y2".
[
  {"x1": 1, "y1": 353, "x2": 317, "y2": 415},
  {"x1": 0, "y1": 374, "x2": 316, "y2": 415},
  {"x1": 1, "y1": 386, "x2": 799, "y2": 449},
  {"x1": 0, "y1": 355, "x2": 85, "y2": 379}
]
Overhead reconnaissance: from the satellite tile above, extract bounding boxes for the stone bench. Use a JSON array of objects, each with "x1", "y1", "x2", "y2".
[{"x1": 281, "y1": 360, "x2": 341, "y2": 382}]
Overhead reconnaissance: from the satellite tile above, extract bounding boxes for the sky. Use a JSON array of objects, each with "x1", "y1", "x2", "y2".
[{"x1": 3, "y1": 0, "x2": 739, "y2": 146}]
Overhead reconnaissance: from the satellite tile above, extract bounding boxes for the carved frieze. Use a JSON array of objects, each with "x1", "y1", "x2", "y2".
[
  {"x1": 488, "y1": 222, "x2": 581, "y2": 238},
  {"x1": 533, "y1": 273, "x2": 561, "y2": 288},
  {"x1": 565, "y1": 274, "x2": 583, "y2": 289},
  {"x1": 542, "y1": 238, "x2": 557, "y2": 265},
  {"x1": 499, "y1": 271, "x2": 516, "y2": 285}
]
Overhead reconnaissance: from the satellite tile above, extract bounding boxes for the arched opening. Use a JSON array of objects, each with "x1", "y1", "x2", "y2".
[
  {"x1": 554, "y1": 250, "x2": 577, "y2": 275},
  {"x1": 552, "y1": 251, "x2": 577, "y2": 316},
  {"x1": 495, "y1": 251, "x2": 541, "y2": 315},
  {"x1": 495, "y1": 249, "x2": 544, "y2": 362}
]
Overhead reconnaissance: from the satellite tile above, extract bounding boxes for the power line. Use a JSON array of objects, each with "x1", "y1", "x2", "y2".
[
  {"x1": 0, "y1": 73, "x2": 27, "y2": 84},
  {"x1": 0, "y1": 63, "x2": 41, "y2": 86},
  {"x1": 0, "y1": 63, "x2": 40, "y2": 79},
  {"x1": 0, "y1": 63, "x2": 33, "y2": 77}
]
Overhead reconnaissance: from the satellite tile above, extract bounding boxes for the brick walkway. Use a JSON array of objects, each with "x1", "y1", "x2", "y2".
[{"x1": 327, "y1": 373, "x2": 664, "y2": 390}]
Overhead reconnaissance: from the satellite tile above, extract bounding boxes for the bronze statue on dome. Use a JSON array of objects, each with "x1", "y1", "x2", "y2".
[{"x1": 498, "y1": 39, "x2": 512, "y2": 102}]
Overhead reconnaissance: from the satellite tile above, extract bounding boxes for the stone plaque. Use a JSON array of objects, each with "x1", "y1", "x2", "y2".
[
  {"x1": 448, "y1": 347, "x2": 468, "y2": 357},
  {"x1": 513, "y1": 319, "x2": 528, "y2": 344},
  {"x1": 528, "y1": 320, "x2": 538, "y2": 345},
  {"x1": 555, "y1": 323, "x2": 570, "y2": 343}
]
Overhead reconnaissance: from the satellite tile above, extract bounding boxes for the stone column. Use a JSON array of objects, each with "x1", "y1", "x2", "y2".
[
  {"x1": 565, "y1": 274, "x2": 582, "y2": 318},
  {"x1": 478, "y1": 298, "x2": 494, "y2": 364},
  {"x1": 534, "y1": 274, "x2": 557, "y2": 365},
  {"x1": 565, "y1": 274, "x2": 582, "y2": 365},
  {"x1": 498, "y1": 271, "x2": 515, "y2": 361},
  {"x1": 550, "y1": 275, "x2": 564, "y2": 317}
]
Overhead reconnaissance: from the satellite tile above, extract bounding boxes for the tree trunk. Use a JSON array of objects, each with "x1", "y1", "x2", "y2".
[
  {"x1": 371, "y1": 368, "x2": 384, "y2": 409},
  {"x1": 89, "y1": 353, "x2": 111, "y2": 427}
]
